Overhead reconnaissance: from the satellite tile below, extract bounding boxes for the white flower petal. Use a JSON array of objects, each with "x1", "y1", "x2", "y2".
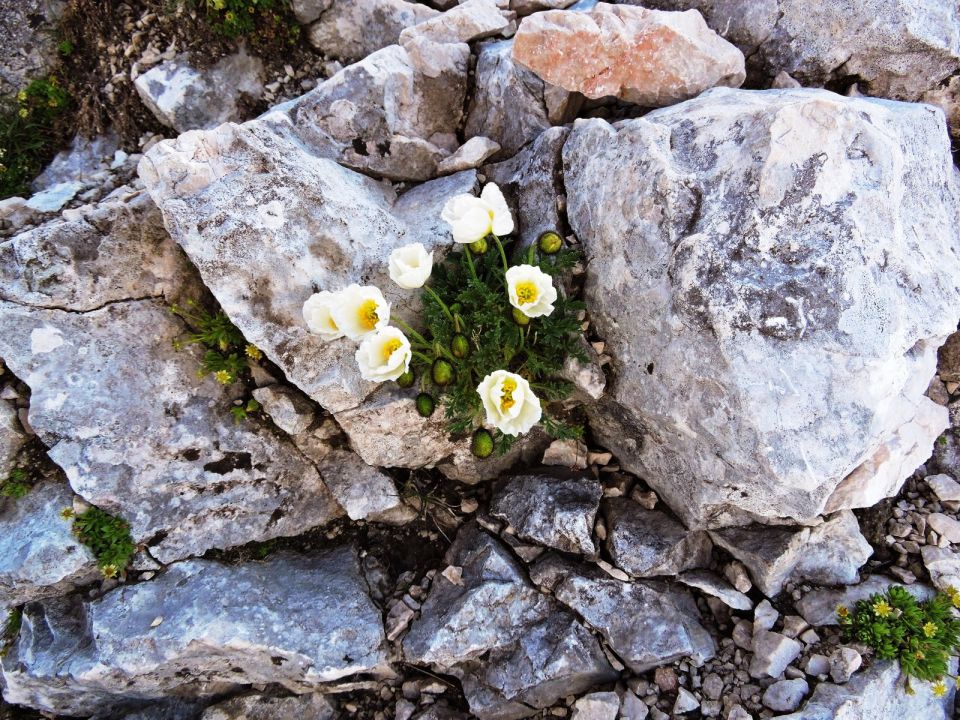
[
  {"x1": 302, "y1": 291, "x2": 344, "y2": 341},
  {"x1": 389, "y1": 243, "x2": 433, "y2": 289},
  {"x1": 505, "y1": 264, "x2": 557, "y2": 318},
  {"x1": 355, "y1": 327, "x2": 411, "y2": 383},
  {"x1": 475, "y1": 370, "x2": 541, "y2": 437},
  {"x1": 331, "y1": 284, "x2": 391, "y2": 340},
  {"x1": 442, "y1": 194, "x2": 494, "y2": 244},
  {"x1": 480, "y1": 182, "x2": 514, "y2": 237}
]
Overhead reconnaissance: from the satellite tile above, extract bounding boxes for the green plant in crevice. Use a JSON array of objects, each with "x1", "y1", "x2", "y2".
[
  {"x1": 65, "y1": 505, "x2": 137, "y2": 579},
  {"x1": 199, "y1": 0, "x2": 300, "y2": 43},
  {"x1": 838, "y1": 584, "x2": 960, "y2": 696},
  {"x1": 0, "y1": 76, "x2": 71, "y2": 200},
  {"x1": 0, "y1": 467, "x2": 31, "y2": 499},
  {"x1": 1, "y1": 608, "x2": 22, "y2": 657}
]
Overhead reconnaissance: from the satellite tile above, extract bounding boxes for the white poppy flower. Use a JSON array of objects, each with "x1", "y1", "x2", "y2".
[
  {"x1": 302, "y1": 291, "x2": 344, "y2": 341},
  {"x1": 389, "y1": 243, "x2": 434, "y2": 289},
  {"x1": 505, "y1": 264, "x2": 557, "y2": 318},
  {"x1": 441, "y1": 182, "x2": 515, "y2": 244},
  {"x1": 476, "y1": 369, "x2": 542, "y2": 436},
  {"x1": 355, "y1": 327, "x2": 412, "y2": 383},
  {"x1": 331, "y1": 284, "x2": 390, "y2": 340}
]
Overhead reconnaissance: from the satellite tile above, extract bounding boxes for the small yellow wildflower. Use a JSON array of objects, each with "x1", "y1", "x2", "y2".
[
  {"x1": 946, "y1": 586, "x2": 960, "y2": 609},
  {"x1": 101, "y1": 564, "x2": 119, "y2": 579},
  {"x1": 214, "y1": 369, "x2": 232, "y2": 384},
  {"x1": 923, "y1": 621, "x2": 939, "y2": 638},
  {"x1": 59, "y1": 507, "x2": 74, "y2": 520},
  {"x1": 932, "y1": 680, "x2": 947, "y2": 698},
  {"x1": 16, "y1": 90, "x2": 27, "y2": 103},
  {"x1": 873, "y1": 599, "x2": 893, "y2": 618},
  {"x1": 18, "y1": 108, "x2": 28, "y2": 118},
  {"x1": 245, "y1": 344, "x2": 263, "y2": 361},
  {"x1": 836, "y1": 605, "x2": 850, "y2": 619},
  {"x1": 915, "y1": 650, "x2": 926, "y2": 660}
]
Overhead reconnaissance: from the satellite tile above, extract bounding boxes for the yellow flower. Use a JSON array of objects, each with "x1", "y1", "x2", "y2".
[
  {"x1": 873, "y1": 599, "x2": 892, "y2": 618},
  {"x1": 932, "y1": 680, "x2": 947, "y2": 698},
  {"x1": 506, "y1": 264, "x2": 558, "y2": 319},
  {"x1": 18, "y1": 108, "x2": 28, "y2": 118},
  {"x1": 245, "y1": 344, "x2": 263, "y2": 361},
  {"x1": 836, "y1": 605, "x2": 850, "y2": 619},
  {"x1": 59, "y1": 507, "x2": 74, "y2": 520},
  {"x1": 915, "y1": 650, "x2": 925, "y2": 660},
  {"x1": 923, "y1": 621, "x2": 939, "y2": 638},
  {"x1": 101, "y1": 564, "x2": 119, "y2": 579},
  {"x1": 946, "y1": 586, "x2": 960, "y2": 609},
  {"x1": 214, "y1": 370, "x2": 232, "y2": 384},
  {"x1": 16, "y1": 90, "x2": 27, "y2": 102}
]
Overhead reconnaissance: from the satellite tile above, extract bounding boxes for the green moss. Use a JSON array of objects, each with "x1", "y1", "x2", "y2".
[
  {"x1": 69, "y1": 506, "x2": 136, "y2": 578},
  {"x1": 0, "y1": 467, "x2": 32, "y2": 500},
  {"x1": 1, "y1": 608, "x2": 22, "y2": 657}
]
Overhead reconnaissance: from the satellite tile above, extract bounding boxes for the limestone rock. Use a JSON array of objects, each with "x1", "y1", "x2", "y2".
[
  {"x1": 778, "y1": 659, "x2": 956, "y2": 719},
  {"x1": 334, "y1": 385, "x2": 549, "y2": 482},
  {"x1": 796, "y1": 577, "x2": 936, "y2": 627},
  {"x1": 404, "y1": 524, "x2": 616, "y2": 718},
  {"x1": 563, "y1": 87, "x2": 960, "y2": 528},
  {"x1": 291, "y1": 0, "x2": 332, "y2": 24},
  {"x1": 140, "y1": 122, "x2": 474, "y2": 410},
  {"x1": 134, "y1": 51, "x2": 264, "y2": 133},
  {"x1": 317, "y1": 448, "x2": 413, "y2": 523},
  {"x1": 921, "y1": 545, "x2": 960, "y2": 592},
  {"x1": 678, "y1": 571, "x2": 753, "y2": 611},
  {"x1": 927, "y1": 512, "x2": 960, "y2": 543},
  {"x1": 571, "y1": 691, "x2": 619, "y2": 720},
  {"x1": 0, "y1": 548, "x2": 388, "y2": 716},
  {"x1": 513, "y1": 3, "x2": 745, "y2": 106},
  {"x1": 511, "y1": 0, "x2": 578, "y2": 16},
  {"x1": 399, "y1": 0, "x2": 510, "y2": 48},
  {"x1": 307, "y1": 0, "x2": 439, "y2": 62},
  {"x1": 32, "y1": 133, "x2": 120, "y2": 193},
  {"x1": 749, "y1": 630, "x2": 802, "y2": 679},
  {"x1": 709, "y1": 512, "x2": 872, "y2": 597},
  {"x1": 0, "y1": 0, "x2": 61, "y2": 96},
  {"x1": 0, "y1": 481, "x2": 98, "y2": 607},
  {"x1": 436, "y1": 136, "x2": 502, "y2": 175},
  {"x1": 605, "y1": 497, "x2": 712, "y2": 577},
  {"x1": 762, "y1": 679, "x2": 808, "y2": 712},
  {"x1": 0, "y1": 400, "x2": 26, "y2": 478},
  {"x1": 641, "y1": 0, "x2": 960, "y2": 101},
  {"x1": 922, "y1": 76, "x2": 960, "y2": 140},
  {"x1": 490, "y1": 472, "x2": 601, "y2": 555},
  {"x1": 201, "y1": 693, "x2": 335, "y2": 720},
  {"x1": 465, "y1": 40, "x2": 579, "y2": 160},
  {"x1": 530, "y1": 554, "x2": 716, "y2": 672},
  {"x1": 926, "y1": 472, "x2": 960, "y2": 502}
]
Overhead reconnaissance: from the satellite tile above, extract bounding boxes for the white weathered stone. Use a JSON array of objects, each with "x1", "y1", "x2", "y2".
[
  {"x1": 541, "y1": 438, "x2": 589, "y2": 469},
  {"x1": 921, "y1": 545, "x2": 960, "y2": 592},
  {"x1": 0, "y1": 400, "x2": 26, "y2": 478},
  {"x1": 400, "y1": 0, "x2": 509, "y2": 48},
  {"x1": 564, "y1": 87, "x2": 960, "y2": 528},
  {"x1": 513, "y1": 3, "x2": 745, "y2": 106},
  {"x1": 571, "y1": 691, "x2": 619, "y2": 720},
  {"x1": 673, "y1": 688, "x2": 699, "y2": 715},
  {"x1": 317, "y1": 448, "x2": 413, "y2": 523},
  {"x1": 605, "y1": 498, "x2": 712, "y2": 577},
  {"x1": 201, "y1": 694, "x2": 335, "y2": 720},
  {"x1": 927, "y1": 512, "x2": 960, "y2": 543},
  {"x1": 796, "y1": 577, "x2": 936, "y2": 626},
  {"x1": 679, "y1": 571, "x2": 753, "y2": 611},
  {"x1": 134, "y1": 51, "x2": 264, "y2": 133},
  {"x1": 436, "y1": 136, "x2": 502, "y2": 175},
  {"x1": 762, "y1": 679, "x2": 809, "y2": 712},
  {"x1": 749, "y1": 630, "x2": 802, "y2": 679},
  {"x1": 1, "y1": 548, "x2": 388, "y2": 716},
  {"x1": 829, "y1": 647, "x2": 862, "y2": 684},
  {"x1": 927, "y1": 473, "x2": 960, "y2": 502},
  {"x1": 0, "y1": 481, "x2": 98, "y2": 607},
  {"x1": 307, "y1": 0, "x2": 439, "y2": 62},
  {"x1": 251, "y1": 385, "x2": 316, "y2": 436}
]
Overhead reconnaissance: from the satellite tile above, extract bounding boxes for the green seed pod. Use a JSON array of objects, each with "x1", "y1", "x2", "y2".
[
  {"x1": 471, "y1": 429, "x2": 494, "y2": 458},
  {"x1": 538, "y1": 230, "x2": 563, "y2": 255},
  {"x1": 432, "y1": 358, "x2": 455, "y2": 386},
  {"x1": 415, "y1": 392, "x2": 435, "y2": 418},
  {"x1": 396, "y1": 369, "x2": 415, "y2": 388},
  {"x1": 469, "y1": 237, "x2": 488, "y2": 255},
  {"x1": 512, "y1": 307, "x2": 531, "y2": 326},
  {"x1": 451, "y1": 333, "x2": 469, "y2": 359}
]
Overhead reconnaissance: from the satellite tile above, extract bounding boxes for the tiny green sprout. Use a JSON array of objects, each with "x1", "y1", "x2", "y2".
[
  {"x1": 471, "y1": 429, "x2": 494, "y2": 458},
  {"x1": 432, "y1": 358, "x2": 454, "y2": 386},
  {"x1": 396, "y1": 369, "x2": 415, "y2": 388},
  {"x1": 538, "y1": 230, "x2": 563, "y2": 255},
  {"x1": 469, "y1": 237, "x2": 488, "y2": 255},
  {"x1": 451, "y1": 334, "x2": 470, "y2": 359},
  {"x1": 416, "y1": 392, "x2": 436, "y2": 418},
  {"x1": 512, "y1": 307, "x2": 531, "y2": 326}
]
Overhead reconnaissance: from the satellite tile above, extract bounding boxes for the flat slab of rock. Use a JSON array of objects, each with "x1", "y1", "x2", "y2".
[
  {"x1": 921, "y1": 545, "x2": 960, "y2": 592},
  {"x1": 1, "y1": 548, "x2": 388, "y2": 716},
  {"x1": 307, "y1": 0, "x2": 439, "y2": 62},
  {"x1": 709, "y1": 512, "x2": 872, "y2": 597},
  {"x1": 134, "y1": 51, "x2": 264, "y2": 133},
  {"x1": 0, "y1": 399, "x2": 27, "y2": 477},
  {"x1": 0, "y1": 481, "x2": 98, "y2": 607},
  {"x1": 564, "y1": 87, "x2": 960, "y2": 528},
  {"x1": 404, "y1": 524, "x2": 616, "y2": 718},
  {"x1": 796, "y1": 577, "x2": 936, "y2": 627},
  {"x1": 530, "y1": 554, "x2": 716, "y2": 673},
  {"x1": 513, "y1": 3, "x2": 744, "y2": 106},
  {"x1": 679, "y1": 571, "x2": 753, "y2": 611},
  {"x1": 490, "y1": 472, "x2": 601, "y2": 555},
  {"x1": 201, "y1": 693, "x2": 335, "y2": 720},
  {"x1": 605, "y1": 497, "x2": 712, "y2": 577}
]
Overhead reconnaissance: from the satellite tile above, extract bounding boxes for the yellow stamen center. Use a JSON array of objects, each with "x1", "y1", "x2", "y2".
[
  {"x1": 381, "y1": 338, "x2": 402, "y2": 363},
  {"x1": 358, "y1": 299, "x2": 379, "y2": 331},
  {"x1": 500, "y1": 378, "x2": 517, "y2": 413},
  {"x1": 515, "y1": 281, "x2": 538, "y2": 306}
]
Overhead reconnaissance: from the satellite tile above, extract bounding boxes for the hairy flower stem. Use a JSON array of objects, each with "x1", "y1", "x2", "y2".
[
  {"x1": 465, "y1": 247, "x2": 479, "y2": 281},
  {"x1": 492, "y1": 233, "x2": 509, "y2": 274},
  {"x1": 424, "y1": 285, "x2": 455, "y2": 325},
  {"x1": 393, "y1": 317, "x2": 430, "y2": 347}
]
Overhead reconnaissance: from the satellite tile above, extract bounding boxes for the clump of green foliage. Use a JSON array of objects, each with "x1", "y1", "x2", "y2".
[
  {"x1": 1, "y1": 608, "x2": 22, "y2": 657},
  {"x1": 201, "y1": 0, "x2": 300, "y2": 42},
  {"x1": 65, "y1": 505, "x2": 137, "y2": 579},
  {"x1": 0, "y1": 467, "x2": 31, "y2": 500},
  {"x1": 401, "y1": 233, "x2": 587, "y2": 455},
  {"x1": 0, "y1": 76, "x2": 70, "y2": 199},
  {"x1": 838, "y1": 585, "x2": 960, "y2": 696}
]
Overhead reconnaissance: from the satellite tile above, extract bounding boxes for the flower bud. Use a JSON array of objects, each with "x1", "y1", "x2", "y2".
[
  {"x1": 451, "y1": 334, "x2": 469, "y2": 359},
  {"x1": 471, "y1": 429, "x2": 494, "y2": 458},
  {"x1": 538, "y1": 230, "x2": 563, "y2": 255},
  {"x1": 512, "y1": 307, "x2": 530, "y2": 326},
  {"x1": 469, "y1": 237, "x2": 488, "y2": 255},
  {"x1": 416, "y1": 392, "x2": 435, "y2": 417},
  {"x1": 432, "y1": 358, "x2": 454, "y2": 386},
  {"x1": 396, "y1": 369, "x2": 415, "y2": 388}
]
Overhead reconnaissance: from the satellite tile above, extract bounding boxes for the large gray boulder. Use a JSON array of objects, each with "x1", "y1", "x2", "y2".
[
  {"x1": 636, "y1": 0, "x2": 960, "y2": 100},
  {"x1": 403, "y1": 524, "x2": 616, "y2": 718},
  {"x1": 0, "y1": 481, "x2": 98, "y2": 607},
  {"x1": 0, "y1": 190, "x2": 344, "y2": 563},
  {"x1": 0, "y1": 548, "x2": 388, "y2": 716},
  {"x1": 306, "y1": 0, "x2": 439, "y2": 62},
  {"x1": 564, "y1": 87, "x2": 960, "y2": 529}
]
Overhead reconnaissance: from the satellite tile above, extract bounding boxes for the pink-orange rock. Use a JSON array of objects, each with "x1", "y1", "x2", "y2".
[{"x1": 512, "y1": 3, "x2": 745, "y2": 106}]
